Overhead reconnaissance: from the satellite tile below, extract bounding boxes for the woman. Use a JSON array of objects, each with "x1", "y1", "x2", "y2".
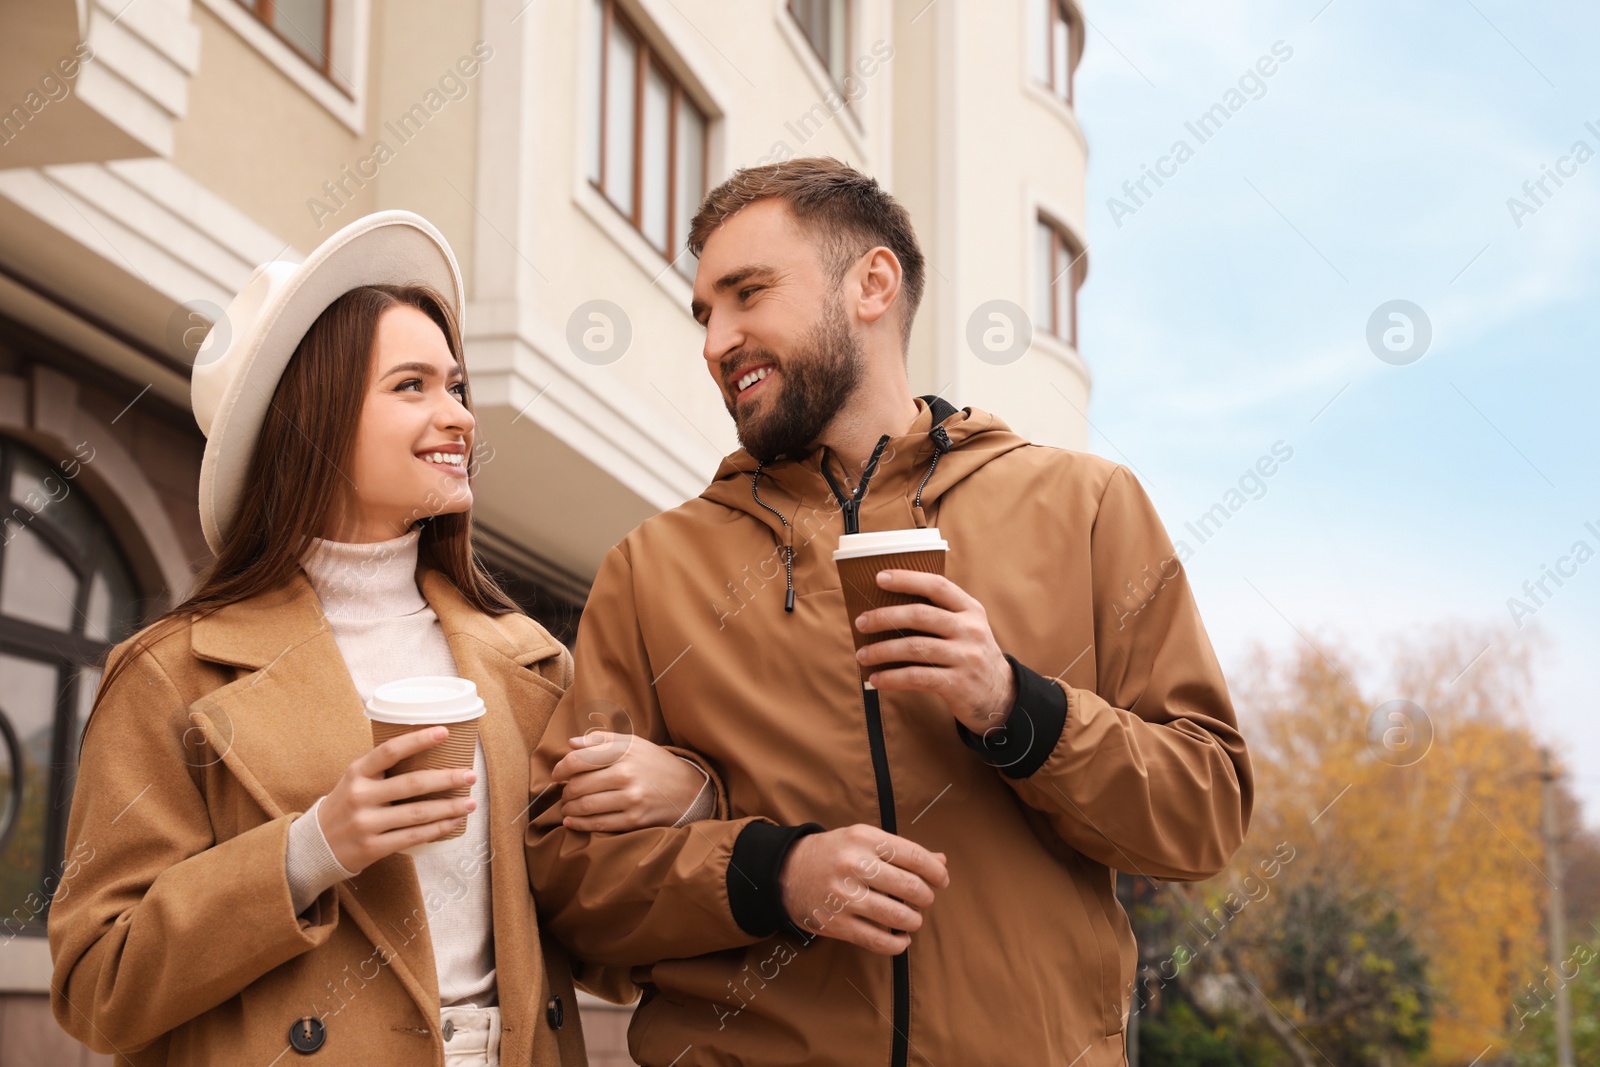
[{"x1": 48, "y1": 212, "x2": 715, "y2": 1066}]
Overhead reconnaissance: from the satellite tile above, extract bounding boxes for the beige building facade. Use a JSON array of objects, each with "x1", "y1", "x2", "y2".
[{"x1": 0, "y1": 0, "x2": 1088, "y2": 1061}]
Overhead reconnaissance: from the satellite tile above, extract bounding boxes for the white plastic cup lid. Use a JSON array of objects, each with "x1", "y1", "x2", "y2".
[
  {"x1": 365, "y1": 676, "x2": 485, "y2": 724},
  {"x1": 833, "y1": 528, "x2": 949, "y2": 561}
]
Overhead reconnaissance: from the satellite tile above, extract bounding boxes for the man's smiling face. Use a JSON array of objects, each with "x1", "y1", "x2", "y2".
[{"x1": 690, "y1": 198, "x2": 865, "y2": 463}]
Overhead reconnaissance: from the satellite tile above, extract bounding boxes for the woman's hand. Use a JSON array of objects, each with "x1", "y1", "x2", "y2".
[
  {"x1": 550, "y1": 731, "x2": 709, "y2": 832},
  {"x1": 317, "y1": 726, "x2": 477, "y2": 872}
]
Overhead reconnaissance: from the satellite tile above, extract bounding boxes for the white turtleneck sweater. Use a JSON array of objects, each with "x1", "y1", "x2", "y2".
[{"x1": 285, "y1": 530, "x2": 712, "y2": 1010}]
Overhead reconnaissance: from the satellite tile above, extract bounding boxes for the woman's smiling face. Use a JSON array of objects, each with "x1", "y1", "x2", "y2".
[{"x1": 330, "y1": 304, "x2": 476, "y2": 542}]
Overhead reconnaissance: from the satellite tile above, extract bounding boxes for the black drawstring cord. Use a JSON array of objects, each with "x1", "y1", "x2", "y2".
[
  {"x1": 751, "y1": 414, "x2": 951, "y2": 615},
  {"x1": 751, "y1": 462, "x2": 796, "y2": 612},
  {"x1": 820, "y1": 434, "x2": 892, "y2": 535}
]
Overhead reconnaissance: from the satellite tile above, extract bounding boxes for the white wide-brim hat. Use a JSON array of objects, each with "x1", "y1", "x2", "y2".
[{"x1": 192, "y1": 210, "x2": 462, "y2": 553}]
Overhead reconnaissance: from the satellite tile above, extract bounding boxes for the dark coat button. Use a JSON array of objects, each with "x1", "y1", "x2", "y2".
[
  {"x1": 289, "y1": 1016, "x2": 326, "y2": 1053},
  {"x1": 546, "y1": 994, "x2": 564, "y2": 1030}
]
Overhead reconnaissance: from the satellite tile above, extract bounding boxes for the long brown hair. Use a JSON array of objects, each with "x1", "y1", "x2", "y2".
[{"x1": 94, "y1": 284, "x2": 518, "y2": 714}]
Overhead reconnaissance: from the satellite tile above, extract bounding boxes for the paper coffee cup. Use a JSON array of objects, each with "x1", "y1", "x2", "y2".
[
  {"x1": 365, "y1": 676, "x2": 484, "y2": 856},
  {"x1": 833, "y1": 529, "x2": 949, "y2": 689}
]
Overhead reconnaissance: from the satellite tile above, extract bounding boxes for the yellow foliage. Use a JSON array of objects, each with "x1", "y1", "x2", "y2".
[{"x1": 1229, "y1": 625, "x2": 1550, "y2": 1064}]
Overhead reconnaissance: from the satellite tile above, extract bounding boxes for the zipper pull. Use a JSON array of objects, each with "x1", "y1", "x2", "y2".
[{"x1": 841, "y1": 498, "x2": 860, "y2": 535}]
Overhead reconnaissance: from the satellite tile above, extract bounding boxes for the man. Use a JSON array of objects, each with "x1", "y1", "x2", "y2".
[{"x1": 525, "y1": 158, "x2": 1251, "y2": 1066}]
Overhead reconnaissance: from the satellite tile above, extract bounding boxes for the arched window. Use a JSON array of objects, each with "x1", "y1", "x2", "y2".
[
  {"x1": 0, "y1": 436, "x2": 142, "y2": 936},
  {"x1": 1035, "y1": 214, "x2": 1084, "y2": 349}
]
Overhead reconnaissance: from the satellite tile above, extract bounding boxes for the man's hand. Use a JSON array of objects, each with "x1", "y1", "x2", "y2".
[
  {"x1": 778, "y1": 824, "x2": 949, "y2": 955},
  {"x1": 853, "y1": 569, "x2": 1016, "y2": 734}
]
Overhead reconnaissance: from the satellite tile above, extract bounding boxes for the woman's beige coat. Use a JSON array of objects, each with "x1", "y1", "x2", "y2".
[{"x1": 49, "y1": 568, "x2": 601, "y2": 1065}]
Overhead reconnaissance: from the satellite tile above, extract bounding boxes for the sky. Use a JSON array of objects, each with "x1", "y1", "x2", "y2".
[{"x1": 1070, "y1": 1, "x2": 1600, "y2": 824}]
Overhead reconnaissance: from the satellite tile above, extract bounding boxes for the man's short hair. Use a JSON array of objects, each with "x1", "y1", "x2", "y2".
[{"x1": 687, "y1": 157, "x2": 927, "y2": 349}]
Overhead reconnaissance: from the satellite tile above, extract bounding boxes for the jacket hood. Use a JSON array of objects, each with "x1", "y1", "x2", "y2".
[{"x1": 699, "y1": 396, "x2": 1031, "y2": 610}]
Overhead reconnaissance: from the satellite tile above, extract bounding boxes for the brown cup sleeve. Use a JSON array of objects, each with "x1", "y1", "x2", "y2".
[
  {"x1": 835, "y1": 549, "x2": 947, "y2": 686},
  {"x1": 367, "y1": 717, "x2": 481, "y2": 840}
]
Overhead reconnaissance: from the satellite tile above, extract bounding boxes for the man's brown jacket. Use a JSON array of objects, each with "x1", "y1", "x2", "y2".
[{"x1": 526, "y1": 398, "x2": 1252, "y2": 1067}]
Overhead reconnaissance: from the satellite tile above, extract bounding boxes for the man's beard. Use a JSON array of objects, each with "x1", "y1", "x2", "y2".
[{"x1": 726, "y1": 297, "x2": 864, "y2": 464}]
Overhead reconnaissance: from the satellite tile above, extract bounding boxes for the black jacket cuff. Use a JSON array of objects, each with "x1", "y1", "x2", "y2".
[
  {"x1": 727, "y1": 821, "x2": 825, "y2": 937},
  {"x1": 955, "y1": 654, "x2": 1068, "y2": 779}
]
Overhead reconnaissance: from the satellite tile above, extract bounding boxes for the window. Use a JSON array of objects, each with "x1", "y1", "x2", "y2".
[
  {"x1": 234, "y1": 0, "x2": 335, "y2": 80},
  {"x1": 0, "y1": 438, "x2": 142, "y2": 936},
  {"x1": 788, "y1": 0, "x2": 851, "y2": 91},
  {"x1": 1035, "y1": 217, "x2": 1083, "y2": 348},
  {"x1": 1028, "y1": 0, "x2": 1078, "y2": 106},
  {"x1": 588, "y1": 0, "x2": 709, "y2": 280}
]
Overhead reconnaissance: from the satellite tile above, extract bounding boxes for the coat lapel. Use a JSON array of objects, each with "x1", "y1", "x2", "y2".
[{"x1": 187, "y1": 577, "x2": 368, "y2": 819}]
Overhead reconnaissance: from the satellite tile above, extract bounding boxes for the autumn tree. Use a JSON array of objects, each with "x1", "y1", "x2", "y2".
[{"x1": 1136, "y1": 625, "x2": 1563, "y2": 1066}]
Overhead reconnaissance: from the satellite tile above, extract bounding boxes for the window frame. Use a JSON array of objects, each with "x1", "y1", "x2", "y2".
[
  {"x1": 591, "y1": 0, "x2": 711, "y2": 275},
  {"x1": 232, "y1": 0, "x2": 338, "y2": 86},
  {"x1": 1034, "y1": 0, "x2": 1080, "y2": 107},
  {"x1": 1036, "y1": 215, "x2": 1084, "y2": 349},
  {"x1": 0, "y1": 438, "x2": 143, "y2": 938},
  {"x1": 198, "y1": 0, "x2": 369, "y2": 131},
  {"x1": 786, "y1": 0, "x2": 853, "y2": 94}
]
